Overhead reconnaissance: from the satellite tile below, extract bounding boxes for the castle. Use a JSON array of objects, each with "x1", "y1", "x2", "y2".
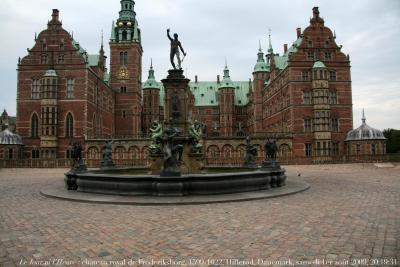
[{"x1": 14, "y1": 1, "x2": 364, "y2": 164}]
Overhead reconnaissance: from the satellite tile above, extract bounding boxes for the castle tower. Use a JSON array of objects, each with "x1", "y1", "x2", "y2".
[
  {"x1": 110, "y1": 0, "x2": 143, "y2": 138},
  {"x1": 142, "y1": 60, "x2": 161, "y2": 135},
  {"x1": 252, "y1": 41, "x2": 269, "y2": 136},
  {"x1": 218, "y1": 62, "x2": 235, "y2": 137}
]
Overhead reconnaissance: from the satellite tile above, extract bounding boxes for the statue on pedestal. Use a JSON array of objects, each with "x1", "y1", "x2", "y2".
[
  {"x1": 66, "y1": 141, "x2": 86, "y2": 190},
  {"x1": 149, "y1": 121, "x2": 163, "y2": 155},
  {"x1": 264, "y1": 138, "x2": 278, "y2": 160},
  {"x1": 262, "y1": 138, "x2": 280, "y2": 170},
  {"x1": 167, "y1": 28, "x2": 186, "y2": 70},
  {"x1": 71, "y1": 141, "x2": 87, "y2": 173},
  {"x1": 101, "y1": 140, "x2": 115, "y2": 168},
  {"x1": 243, "y1": 136, "x2": 258, "y2": 168},
  {"x1": 161, "y1": 123, "x2": 184, "y2": 176},
  {"x1": 189, "y1": 120, "x2": 203, "y2": 153}
]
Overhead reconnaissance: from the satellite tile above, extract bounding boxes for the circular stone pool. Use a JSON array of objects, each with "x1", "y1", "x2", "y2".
[{"x1": 65, "y1": 168, "x2": 287, "y2": 197}]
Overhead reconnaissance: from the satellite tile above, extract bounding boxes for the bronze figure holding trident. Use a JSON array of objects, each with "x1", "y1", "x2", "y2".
[{"x1": 167, "y1": 28, "x2": 186, "y2": 69}]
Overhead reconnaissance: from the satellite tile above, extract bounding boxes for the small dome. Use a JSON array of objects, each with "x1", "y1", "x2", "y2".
[
  {"x1": 254, "y1": 61, "x2": 270, "y2": 72},
  {"x1": 0, "y1": 129, "x2": 23, "y2": 145},
  {"x1": 312, "y1": 61, "x2": 326, "y2": 69},
  {"x1": 346, "y1": 112, "x2": 385, "y2": 141},
  {"x1": 1, "y1": 109, "x2": 8, "y2": 117}
]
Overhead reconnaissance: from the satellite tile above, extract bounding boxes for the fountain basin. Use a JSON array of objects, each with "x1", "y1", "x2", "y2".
[{"x1": 65, "y1": 168, "x2": 287, "y2": 197}]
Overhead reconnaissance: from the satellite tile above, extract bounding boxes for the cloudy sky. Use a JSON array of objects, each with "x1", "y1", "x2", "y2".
[{"x1": 0, "y1": 0, "x2": 399, "y2": 130}]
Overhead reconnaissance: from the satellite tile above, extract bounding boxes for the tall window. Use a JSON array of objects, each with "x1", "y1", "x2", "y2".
[
  {"x1": 31, "y1": 114, "x2": 39, "y2": 138},
  {"x1": 301, "y1": 71, "x2": 310, "y2": 81},
  {"x1": 307, "y1": 52, "x2": 315, "y2": 60},
  {"x1": 304, "y1": 118, "x2": 312, "y2": 132},
  {"x1": 329, "y1": 71, "x2": 337, "y2": 81},
  {"x1": 356, "y1": 144, "x2": 361, "y2": 154},
  {"x1": 41, "y1": 54, "x2": 48, "y2": 64},
  {"x1": 122, "y1": 31, "x2": 128, "y2": 41},
  {"x1": 371, "y1": 144, "x2": 376, "y2": 155},
  {"x1": 303, "y1": 91, "x2": 311, "y2": 104},
  {"x1": 324, "y1": 52, "x2": 332, "y2": 61},
  {"x1": 120, "y1": 52, "x2": 128, "y2": 65},
  {"x1": 32, "y1": 79, "x2": 40, "y2": 99},
  {"x1": 120, "y1": 86, "x2": 127, "y2": 93},
  {"x1": 66, "y1": 113, "x2": 73, "y2": 138},
  {"x1": 58, "y1": 54, "x2": 64, "y2": 64},
  {"x1": 332, "y1": 142, "x2": 339, "y2": 156},
  {"x1": 67, "y1": 78, "x2": 74, "y2": 98},
  {"x1": 329, "y1": 91, "x2": 337, "y2": 104},
  {"x1": 32, "y1": 149, "x2": 40, "y2": 159},
  {"x1": 331, "y1": 118, "x2": 339, "y2": 132},
  {"x1": 305, "y1": 144, "x2": 312, "y2": 157}
]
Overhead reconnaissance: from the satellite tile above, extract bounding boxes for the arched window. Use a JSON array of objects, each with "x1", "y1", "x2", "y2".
[
  {"x1": 32, "y1": 79, "x2": 40, "y2": 99},
  {"x1": 122, "y1": 31, "x2": 127, "y2": 41},
  {"x1": 124, "y1": 52, "x2": 128, "y2": 64},
  {"x1": 119, "y1": 52, "x2": 128, "y2": 65},
  {"x1": 31, "y1": 114, "x2": 39, "y2": 138},
  {"x1": 120, "y1": 52, "x2": 124, "y2": 64},
  {"x1": 66, "y1": 113, "x2": 73, "y2": 138}
]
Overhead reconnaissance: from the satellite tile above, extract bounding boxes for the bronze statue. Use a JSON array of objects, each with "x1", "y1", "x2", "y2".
[
  {"x1": 189, "y1": 120, "x2": 203, "y2": 153},
  {"x1": 70, "y1": 141, "x2": 87, "y2": 173},
  {"x1": 243, "y1": 136, "x2": 258, "y2": 168},
  {"x1": 161, "y1": 123, "x2": 183, "y2": 176},
  {"x1": 101, "y1": 140, "x2": 115, "y2": 168},
  {"x1": 264, "y1": 138, "x2": 278, "y2": 160},
  {"x1": 149, "y1": 121, "x2": 163, "y2": 155},
  {"x1": 167, "y1": 28, "x2": 186, "y2": 70}
]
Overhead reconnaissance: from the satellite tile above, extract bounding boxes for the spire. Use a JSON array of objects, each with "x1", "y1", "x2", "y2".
[
  {"x1": 268, "y1": 28, "x2": 273, "y2": 53},
  {"x1": 257, "y1": 41, "x2": 264, "y2": 62},
  {"x1": 148, "y1": 59, "x2": 155, "y2": 79},
  {"x1": 362, "y1": 109, "x2": 366, "y2": 124},
  {"x1": 223, "y1": 58, "x2": 230, "y2": 78},
  {"x1": 110, "y1": 21, "x2": 116, "y2": 41},
  {"x1": 100, "y1": 29, "x2": 104, "y2": 54}
]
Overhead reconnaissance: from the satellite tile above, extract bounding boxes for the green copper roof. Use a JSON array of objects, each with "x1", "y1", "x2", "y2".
[
  {"x1": 143, "y1": 63, "x2": 161, "y2": 90},
  {"x1": 87, "y1": 55, "x2": 100, "y2": 67},
  {"x1": 313, "y1": 60, "x2": 326, "y2": 69},
  {"x1": 254, "y1": 43, "x2": 269, "y2": 72},
  {"x1": 119, "y1": 0, "x2": 136, "y2": 22},
  {"x1": 44, "y1": 69, "x2": 57, "y2": 77},
  {"x1": 150, "y1": 80, "x2": 250, "y2": 107},
  {"x1": 219, "y1": 64, "x2": 235, "y2": 89},
  {"x1": 271, "y1": 37, "x2": 303, "y2": 71}
]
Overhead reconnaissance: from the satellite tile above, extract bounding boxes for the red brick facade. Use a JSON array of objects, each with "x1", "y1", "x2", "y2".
[{"x1": 15, "y1": 6, "x2": 360, "y2": 162}]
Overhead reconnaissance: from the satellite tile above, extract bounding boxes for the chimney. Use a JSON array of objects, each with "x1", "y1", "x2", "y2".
[
  {"x1": 217, "y1": 75, "x2": 220, "y2": 84},
  {"x1": 284, "y1": 44, "x2": 288, "y2": 53},
  {"x1": 52, "y1": 9, "x2": 60, "y2": 22},
  {"x1": 296, "y1": 28, "x2": 301, "y2": 38}
]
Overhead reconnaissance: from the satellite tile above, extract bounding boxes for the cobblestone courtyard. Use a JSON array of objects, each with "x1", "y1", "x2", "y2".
[{"x1": 0, "y1": 164, "x2": 399, "y2": 267}]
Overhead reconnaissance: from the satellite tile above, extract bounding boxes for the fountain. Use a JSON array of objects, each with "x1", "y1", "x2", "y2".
[{"x1": 51, "y1": 29, "x2": 309, "y2": 204}]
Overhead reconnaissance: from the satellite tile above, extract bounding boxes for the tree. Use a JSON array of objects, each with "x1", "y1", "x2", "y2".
[{"x1": 383, "y1": 129, "x2": 400, "y2": 153}]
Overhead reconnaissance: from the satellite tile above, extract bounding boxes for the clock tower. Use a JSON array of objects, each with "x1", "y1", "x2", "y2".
[{"x1": 110, "y1": 0, "x2": 143, "y2": 137}]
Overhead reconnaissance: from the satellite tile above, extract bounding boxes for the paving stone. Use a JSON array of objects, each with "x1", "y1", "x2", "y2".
[{"x1": 0, "y1": 164, "x2": 399, "y2": 265}]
